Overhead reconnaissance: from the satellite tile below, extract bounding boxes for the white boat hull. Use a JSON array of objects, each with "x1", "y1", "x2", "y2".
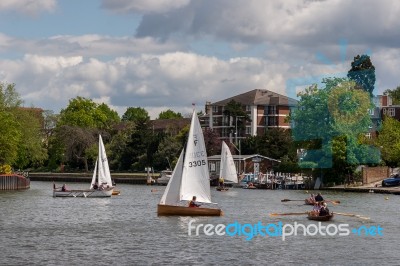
[{"x1": 53, "y1": 187, "x2": 113, "y2": 198}]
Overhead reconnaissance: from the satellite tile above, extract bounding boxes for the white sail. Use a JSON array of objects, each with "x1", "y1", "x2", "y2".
[
  {"x1": 159, "y1": 150, "x2": 184, "y2": 205},
  {"x1": 180, "y1": 111, "x2": 212, "y2": 203},
  {"x1": 219, "y1": 141, "x2": 238, "y2": 183},
  {"x1": 90, "y1": 159, "x2": 98, "y2": 189},
  {"x1": 97, "y1": 135, "x2": 113, "y2": 187}
]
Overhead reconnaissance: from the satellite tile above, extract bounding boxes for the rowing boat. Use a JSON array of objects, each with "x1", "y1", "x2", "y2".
[{"x1": 307, "y1": 212, "x2": 334, "y2": 221}]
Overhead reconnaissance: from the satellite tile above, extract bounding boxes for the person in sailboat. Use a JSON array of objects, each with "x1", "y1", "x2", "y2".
[
  {"x1": 92, "y1": 182, "x2": 98, "y2": 190},
  {"x1": 188, "y1": 196, "x2": 201, "y2": 208},
  {"x1": 219, "y1": 176, "x2": 225, "y2": 187},
  {"x1": 61, "y1": 184, "x2": 68, "y2": 192}
]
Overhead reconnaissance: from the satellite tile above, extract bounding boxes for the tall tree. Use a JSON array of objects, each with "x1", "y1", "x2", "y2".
[
  {"x1": 377, "y1": 116, "x2": 400, "y2": 167},
  {"x1": 58, "y1": 97, "x2": 120, "y2": 129},
  {"x1": 290, "y1": 78, "x2": 378, "y2": 183},
  {"x1": 122, "y1": 107, "x2": 150, "y2": 124},
  {"x1": 347, "y1": 54, "x2": 376, "y2": 97},
  {"x1": 157, "y1": 109, "x2": 183, "y2": 119},
  {"x1": 55, "y1": 97, "x2": 120, "y2": 171}
]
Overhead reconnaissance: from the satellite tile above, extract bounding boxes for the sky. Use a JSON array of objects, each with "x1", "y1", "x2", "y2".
[{"x1": 0, "y1": 0, "x2": 399, "y2": 119}]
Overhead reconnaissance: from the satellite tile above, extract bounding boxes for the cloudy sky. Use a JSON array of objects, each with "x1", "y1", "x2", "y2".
[{"x1": 0, "y1": 0, "x2": 399, "y2": 118}]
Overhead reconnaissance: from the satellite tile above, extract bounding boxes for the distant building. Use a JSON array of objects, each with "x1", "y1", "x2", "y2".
[
  {"x1": 367, "y1": 95, "x2": 400, "y2": 139},
  {"x1": 201, "y1": 89, "x2": 298, "y2": 142}
]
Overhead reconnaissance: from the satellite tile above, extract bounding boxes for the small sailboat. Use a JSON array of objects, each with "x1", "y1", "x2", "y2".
[
  {"x1": 53, "y1": 135, "x2": 114, "y2": 198},
  {"x1": 216, "y1": 141, "x2": 238, "y2": 191},
  {"x1": 157, "y1": 111, "x2": 223, "y2": 216}
]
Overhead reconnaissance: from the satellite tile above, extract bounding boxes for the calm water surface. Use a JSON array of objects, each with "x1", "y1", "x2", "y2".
[{"x1": 0, "y1": 181, "x2": 399, "y2": 265}]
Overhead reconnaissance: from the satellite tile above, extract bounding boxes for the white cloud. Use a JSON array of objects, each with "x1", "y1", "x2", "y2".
[
  {"x1": 1, "y1": 0, "x2": 399, "y2": 119},
  {"x1": 0, "y1": 0, "x2": 56, "y2": 15}
]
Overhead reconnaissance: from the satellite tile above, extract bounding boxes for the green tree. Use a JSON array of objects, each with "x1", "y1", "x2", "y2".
[
  {"x1": 377, "y1": 116, "x2": 400, "y2": 167},
  {"x1": 58, "y1": 97, "x2": 120, "y2": 129},
  {"x1": 383, "y1": 86, "x2": 400, "y2": 105},
  {"x1": 290, "y1": 78, "x2": 378, "y2": 183},
  {"x1": 157, "y1": 109, "x2": 183, "y2": 119},
  {"x1": 347, "y1": 54, "x2": 376, "y2": 97},
  {"x1": 55, "y1": 97, "x2": 120, "y2": 171},
  {"x1": 13, "y1": 108, "x2": 48, "y2": 169},
  {"x1": 122, "y1": 107, "x2": 150, "y2": 124}
]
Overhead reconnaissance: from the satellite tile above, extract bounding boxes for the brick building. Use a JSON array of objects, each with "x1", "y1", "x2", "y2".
[{"x1": 201, "y1": 89, "x2": 298, "y2": 142}]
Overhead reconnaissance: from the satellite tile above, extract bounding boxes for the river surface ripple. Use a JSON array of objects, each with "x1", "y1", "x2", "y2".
[{"x1": 0, "y1": 182, "x2": 399, "y2": 265}]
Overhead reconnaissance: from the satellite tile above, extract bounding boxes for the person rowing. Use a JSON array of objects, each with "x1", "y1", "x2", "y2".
[
  {"x1": 314, "y1": 192, "x2": 324, "y2": 202},
  {"x1": 319, "y1": 202, "x2": 330, "y2": 216}
]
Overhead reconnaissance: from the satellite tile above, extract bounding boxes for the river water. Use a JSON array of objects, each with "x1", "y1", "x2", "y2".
[{"x1": 0, "y1": 181, "x2": 399, "y2": 265}]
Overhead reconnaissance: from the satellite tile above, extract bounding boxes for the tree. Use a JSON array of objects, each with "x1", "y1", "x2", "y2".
[
  {"x1": 58, "y1": 97, "x2": 120, "y2": 129},
  {"x1": 377, "y1": 116, "x2": 400, "y2": 167},
  {"x1": 122, "y1": 107, "x2": 150, "y2": 124},
  {"x1": 290, "y1": 77, "x2": 378, "y2": 183},
  {"x1": 157, "y1": 109, "x2": 183, "y2": 119},
  {"x1": 347, "y1": 54, "x2": 376, "y2": 97},
  {"x1": 13, "y1": 108, "x2": 48, "y2": 169},
  {"x1": 222, "y1": 100, "x2": 251, "y2": 141},
  {"x1": 56, "y1": 126, "x2": 100, "y2": 172},
  {"x1": 55, "y1": 97, "x2": 120, "y2": 171},
  {"x1": 384, "y1": 86, "x2": 400, "y2": 105},
  {"x1": 203, "y1": 128, "x2": 222, "y2": 156}
]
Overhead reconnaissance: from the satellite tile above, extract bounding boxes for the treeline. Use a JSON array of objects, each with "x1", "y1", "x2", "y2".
[{"x1": 1, "y1": 54, "x2": 400, "y2": 185}]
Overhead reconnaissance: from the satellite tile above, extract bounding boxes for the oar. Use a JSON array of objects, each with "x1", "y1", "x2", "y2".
[
  {"x1": 325, "y1": 200, "x2": 341, "y2": 205},
  {"x1": 270, "y1": 212, "x2": 308, "y2": 217},
  {"x1": 281, "y1": 199, "x2": 305, "y2": 202},
  {"x1": 334, "y1": 212, "x2": 370, "y2": 220}
]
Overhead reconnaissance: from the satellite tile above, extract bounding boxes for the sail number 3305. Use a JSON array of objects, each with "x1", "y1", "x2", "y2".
[{"x1": 188, "y1": 160, "x2": 206, "y2": 168}]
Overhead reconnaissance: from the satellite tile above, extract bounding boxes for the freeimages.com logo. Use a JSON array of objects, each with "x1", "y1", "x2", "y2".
[{"x1": 188, "y1": 220, "x2": 383, "y2": 241}]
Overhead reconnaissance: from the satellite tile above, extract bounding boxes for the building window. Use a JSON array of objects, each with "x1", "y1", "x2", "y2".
[
  {"x1": 245, "y1": 127, "x2": 251, "y2": 134},
  {"x1": 365, "y1": 133, "x2": 371, "y2": 139},
  {"x1": 388, "y1": 108, "x2": 395, "y2": 117},
  {"x1": 268, "y1": 117, "x2": 277, "y2": 126},
  {"x1": 246, "y1": 105, "x2": 251, "y2": 112},
  {"x1": 212, "y1": 106, "x2": 218, "y2": 113},
  {"x1": 268, "y1": 105, "x2": 276, "y2": 115}
]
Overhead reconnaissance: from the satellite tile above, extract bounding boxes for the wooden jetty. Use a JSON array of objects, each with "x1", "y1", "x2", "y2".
[{"x1": 0, "y1": 174, "x2": 30, "y2": 190}]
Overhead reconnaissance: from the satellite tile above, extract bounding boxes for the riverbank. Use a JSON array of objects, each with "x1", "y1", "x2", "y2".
[
  {"x1": 323, "y1": 183, "x2": 400, "y2": 195},
  {"x1": 28, "y1": 172, "x2": 400, "y2": 194},
  {"x1": 29, "y1": 172, "x2": 150, "y2": 184}
]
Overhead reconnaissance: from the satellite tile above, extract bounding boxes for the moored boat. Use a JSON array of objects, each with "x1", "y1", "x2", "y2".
[{"x1": 307, "y1": 212, "x2": 334, "y2": 221}]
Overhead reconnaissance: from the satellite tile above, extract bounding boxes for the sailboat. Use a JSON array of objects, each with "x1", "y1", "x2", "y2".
[
  {"x1": 157, "y1": 111, "x2": 223, "y2": 216},
  {"x1": 216, "y1": 141, "x2": 238, "y2": 191},
  {"x1": 53, "y1": 135, "x2": 114, "y2": 198}
]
